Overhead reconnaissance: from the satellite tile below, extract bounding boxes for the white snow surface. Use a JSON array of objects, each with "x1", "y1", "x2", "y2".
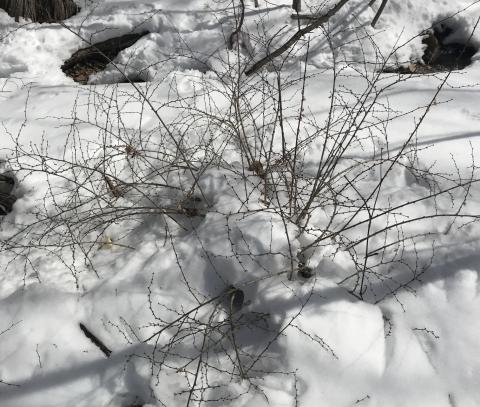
[{"x1": 1, "y1": 0, "x2": 480, "y2": 406}]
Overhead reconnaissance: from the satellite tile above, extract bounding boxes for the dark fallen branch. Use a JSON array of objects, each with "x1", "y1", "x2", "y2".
[
  {"x1": 245, "y1": 0, "x2": 351, "y2": 76},
  {"x1": 290, "y1": 13, "x2": 324, "y2": 20},
  {"x1": 61, "y1": 32, "x2": 149, "y2": 83},
  {"x1": 371, "y1": 0, "x2": 388, "y2": 28},
  {"x1": 79, "y1": 323, "x2": 112, "y2": 358}
]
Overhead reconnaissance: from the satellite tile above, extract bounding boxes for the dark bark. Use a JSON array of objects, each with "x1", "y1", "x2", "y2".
[
  {"x1": 0, "y1": 0, "x2": 79, "y2": 23},
  {"x1": 0, "y1": 174, "x2": 16, "y2": 216},
  {"x1": 228, "y1": 0, "x2": 245, "y2": 50},
  {"x1": 79, "y1": 323, "x2": 112, "y2": 358},
  {"x1": 292, "y1": 0, "x2": 301, "y2": 12},
  {"x1": 371, "y1": 0, "x2": 388, "y2": 28},
  {"x1": 61, "y1": 32, "x2": 149, "y2": 83}
]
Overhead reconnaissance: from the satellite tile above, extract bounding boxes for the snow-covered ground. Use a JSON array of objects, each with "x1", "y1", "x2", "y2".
[{"x1": 1, "y1": 0, "x2": 480, "y2": 406}]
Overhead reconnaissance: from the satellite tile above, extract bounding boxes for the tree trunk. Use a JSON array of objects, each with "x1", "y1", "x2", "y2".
[{"x1": 0, "y1": 0, "x2": 79, "y2": 23}]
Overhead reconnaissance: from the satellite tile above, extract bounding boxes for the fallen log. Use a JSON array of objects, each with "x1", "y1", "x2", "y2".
[{"x1": 61, "y1": 32, "x2": 149, "y2": 84}]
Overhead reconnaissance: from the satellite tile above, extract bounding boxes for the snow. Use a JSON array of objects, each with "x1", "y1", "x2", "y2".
[{"x1": 1, "y1": 0, "x2": 480, "y2": 406}]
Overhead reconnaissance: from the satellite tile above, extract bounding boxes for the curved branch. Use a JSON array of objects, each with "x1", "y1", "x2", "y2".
[{"x1": 245, "y1": 0, "x2": 351, "y2": 76}]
